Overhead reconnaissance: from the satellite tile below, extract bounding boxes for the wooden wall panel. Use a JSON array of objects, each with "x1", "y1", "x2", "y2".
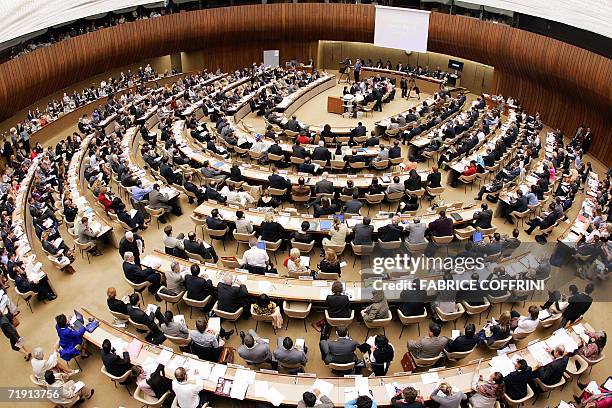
[{"x1": 0, "y1": 4, "x2": 608, "y2": 164}]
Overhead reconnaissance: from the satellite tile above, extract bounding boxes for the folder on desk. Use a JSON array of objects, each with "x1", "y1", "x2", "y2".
[{"x1": 319, "y1": 220, "x2": 332, "y2": 231}]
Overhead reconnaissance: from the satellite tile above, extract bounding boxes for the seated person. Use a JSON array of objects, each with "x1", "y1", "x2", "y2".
[
  {"x1": 480, "y1": 311, "x2": 512, "y2": 345},
  {"x1": 446, "y1": 323, "x2": 478, "y2": 352},
  {"x1": 360, "y1": 290, "x2": 389, "y2": 323},
  {"x1": 126, "y1": 294, "x2": 165, "y2": 335},
  {"x1": 217, "y1": 274, "x2": 250, "y2": 319},
  {"x1": 183, "y1": 231, "x2": 218, "y2": 263},
  {"x1": 15, "y1": 267, "x2": 57, "y2": 301},
  {"x1": 510, "y1": 305, "x2": 540, "y2": 335},
  {"x1": 529, "y1": 345, "x2": 569, "y2": 393},
  {"x1": 253, "y1": 295, "x2": 284, "y2": 331},
  {"x1": 130, "y1": 364, "x2": 173, "y2": 400},
  {"x1": 160, "y1": 310, "x2": 189, "y2": 339},
  {"x1": 342, "y1": 193, "x2": 362, "y2": 215},
  {"x1": 299, "y1": 390, "x2": 334, "y2": 408},
  {"x1": 397, "y1": 194, "x2": 419, "y2": 213},
  {"x1": 292, "y1": 221, "x2": 314, "y2": 244},
  {"x1": 504, "y1": 359, "x2": 532, "y2": 401},
  {"x1": 184, "y1": 264, "x2": 214, "y2": 302},
  {"x1": 378, "y1": 216, "x2": 404, "y2": 242},
  {"x1": 319, "y1": 326, "x2": 358, "y2": 364},
  {"x1": 238, "y1": 329, "x2": 273, "y2": 365},
  {"x1": 325, "y1": 281, "x2": 351, "y2": 318},
  {"x1": 190, "y1": 317, "x2": 233, "y2": 361},
  {"x1": 286, "y1": 248, "x2": 311, "y2": 277},
  {"x1": 358, "y1": 334, "x2": 394, "y2": 376},
  {"x1": 391, "y1": 386, "x2": 423, "y2": 408},
  {"x1": 407, "y1": 322, "x2": 449, "y2": 359},
  {"x1": 122, "y1": 252, "x2": 162, "y2": 295},
  {"x1": 31, "y1": 348, "x2": 77, "y2": 383},
  {"x1": 44, "y1": 370, "x2": 94, "y2": 405},
  {"x1": 101, "y1": 338, "x2": 132, "y2": 377},
  {"x1": 274, "y1": 336, "x2": 308, "y2": 372},
  {"x1": 576, "y1": 330, "x2": 606, "y2": 360},
  {"x1": 241, "y1": 237, "x2": 276, "y2": 275},
  {"x1": 318, "y1": 249, "x2": 342, "y2": 277}
]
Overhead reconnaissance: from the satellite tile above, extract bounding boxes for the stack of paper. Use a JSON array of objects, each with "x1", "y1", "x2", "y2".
[
  {"x1": 421, "y1": 372, "x2": 439, "y2": 384},
  {"x1": 267, "y1": 387, "x2": 285, "y2": 406},
  {"x1": 489, "y1": 354, "x2": 516, "y2": 376},
  {"x1": 313, "y1": 379, "x2": 334, "y2": 396}
]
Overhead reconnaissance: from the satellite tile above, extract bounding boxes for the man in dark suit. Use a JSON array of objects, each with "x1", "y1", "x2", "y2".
[
  {"x1": 426, "y1": 167, "x2": 442, "y2": 188},
  {"x1": 298, "y1": 157, "x2": 317, "y2": 175},
  {"x1": 118, "y1": 231, "x2": 144, "y2": 266},
  {"x1": 314, "y1": 172, "x2": 334, "y2": 195},
  {"x1": 529, "y1": 345, "x2": 569, "y2": 393},
  {"x1": 122, "y1": 251, "x2": 161, "y2": 295},
  {"x1": 205, "y1": 208, "x2": 229, "y2": 234},
  {"x1": 352, "y1": 216, "x2": 374, "y2": 245},
  {"x1": 472, "y1": 203, "x2": 493, "y2": 229},
  {"x1": 184, "y1": 264, "x2": 215, "y2": 302},
  {"x1": 342, "y1": 193, "x2": 363, "y2": 215},
  {"x1": 292, "y1": 141, "x2": 308, "y2": 159},
  {"x1": 388, "y1": 141, "x2": 401, "y2": 159},
  {"x1": 504, "y1": 359, "x2": 533, "y2": 401},
  {"x1": 524, "y1": 203, "x2": 561, "y2": 235},
  {"x1": 285, "y1": 116, "x2": 301, "y2": 132},
  {"x1": 377, "y1": 216, "x2": 404, "y2": 242},
  {"x1": 126, "y1": 294, "x2": 164, "y2": 334},
  {"x1": 445, "y1": 323, "x2": 477, "y2": 352},
  {"x1": 159, "y1": 157, "x2": 182, "y2": 186},
  {"x1": 561, "y1": 284, "x2": 593, "y2": 326},
  {"x1": 217, "y1": 274, "x2": 250, "y2": 318},
  {"x1": 319, "y1": 326, "x2": 358, "y2": 364},
  {"x1": 183, "y1": 232, "x2": 218, "y2": 263},
  {"x1": 312, "y1": 141, "x2": 331, "y2": 162},
  {"x1": 183, "y1": 173, "x2": 206, "y2": 204},
  {"x1": 426, "y1": 211, "x2": 453, "y2": 237},
  {"x1": 101, "y1": 338, "x2": 132, "y2": 377},
  {"x1": 268, "y1": 168, "x2": 291, "y2": 191},
  {"x1": 352, "y1": 122, "x2": 367, "y2": 137}
]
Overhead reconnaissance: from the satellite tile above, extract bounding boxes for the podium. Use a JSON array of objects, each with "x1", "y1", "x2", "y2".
[{"x1": 327, "y1": 96, "x2": 344, "y2": 115}]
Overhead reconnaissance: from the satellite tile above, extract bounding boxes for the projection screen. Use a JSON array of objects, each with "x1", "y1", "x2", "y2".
[{"x1": 374, "y1": 6, "x2": 430, "y2": 53}]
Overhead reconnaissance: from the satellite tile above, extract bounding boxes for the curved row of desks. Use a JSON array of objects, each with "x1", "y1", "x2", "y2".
[
  {"x1": 81, "y1": 304, "x2": 593, "y2": 407},
  {"x1": 11, "y1": 156, "x2": 51, "y2": 283}
]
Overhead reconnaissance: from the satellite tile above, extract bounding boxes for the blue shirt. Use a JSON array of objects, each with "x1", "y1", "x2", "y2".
[
  {"x1": 132, "y1": 185, "x2": 153, "y2": 201},
  {"x1": 525, "y1": 192, "x2": 538, "y2": 206}
]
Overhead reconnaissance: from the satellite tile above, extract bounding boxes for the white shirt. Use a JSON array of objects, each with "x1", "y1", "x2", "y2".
[
  {"x1": 241, "y1": 247, "x2": 269, "y2": 267},
  {"x1": 172, "y1": 380, "x2": 205, "y2": 408},
  {"x1": 32, "y1": 351, "x2": 59, "y2": 380},
  {"x1": 514, "y1": 317, "x2": 539, "y2": 334}
]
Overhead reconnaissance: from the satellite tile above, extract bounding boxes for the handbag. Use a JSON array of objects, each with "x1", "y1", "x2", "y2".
[
  {"x1": 400, "y1": 352, "x2": 416, "y2": 372},
  {"x1": 219, "y1": 347, "x2": 235, "y2": 364}
]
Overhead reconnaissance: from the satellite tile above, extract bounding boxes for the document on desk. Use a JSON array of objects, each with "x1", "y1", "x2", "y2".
[
  {"x1": 489, "y1": 354, "x2": 516, "y2": 376},
  {"x1": 420, "y1": 372, "x2": 440, "y2": 384},
  {"x1": 127, "y1": 338, "x2": 143, "y2": 358},
  {"x1": 266, "y1": 387, "x2": 285, "y2": 407},
  {"x1": 209, "y1": 364, "x2": 228, "y2": 384},
  {"x1": 546, "y1": 328, "x2": 579, "y2": 353},
  {"x1": 355, "y1": 376, "x2": 370, "y2": 396},
  {"x1": 156, "y1": 348, "x2": 174, "y2": 366},
  {"x1": 234, "y1": 368, "x2": 257, "y2": 384},
  {"x1": 230, "y1": 380, "x2": 249, "y2": 400},
  {"x1": 190, "y1": 360, "x2": 212, "y2": 381},
  {"x1": 528, "y1": 342, "x2": 553, "y2": 365},
  {"x1": 313, "y1": 379, "x2": 334, "y2": 396},
  {"x1": 344, "y1": 389, "x2": 359, "y2": 403},
  {"x1": 258, "y1": 281, "x2": 272, "y2": 293},
  {"x1": 253, "y1": 380, "x2": 269, "y2": 397}
]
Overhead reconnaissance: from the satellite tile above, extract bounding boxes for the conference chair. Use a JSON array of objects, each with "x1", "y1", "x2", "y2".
[
  {"x1": 123, "y1": 276, "x2": 151, "y2": 304},
  {"x1": 397, "y1": 308, "x2": 428, "y2": 338},
  {"x1": 414, "y1": 353, "x2": 443, "y2": 369},
  {"x1": 510, "y1": 209, "x2": 531, "y2": 227},
  {"x1": 263, "y1": 239, "x2": 283, "y2": 263},
  {"x1": 477, "y1": 226, "x2": 497, "y2": 237},
  {"x1": 511, "y1": 330, "x2": 531, "y2": 342},
  {"x1": 377, "y1": 238, "x2": 402, "y2": 251},
  {"x1": 457, "y1": 174, "x2": 477, "y2": 192},
  {"x1": 290, "y1": 239, "x2": 315, "y2": 255},
  {"x1": 128, "y1": 318, "x2": 151, "y2": 334},
  {"x1": 101, "y1": 366, "x2": 132, "y2": 394},
  {"x1": 15, "y1": 286, "x2": 37, "y2": 313},
  {"x1": 165, "y1": 334, "x2": 192, "y2": 350},
  {"x1": 108, "y1": 308, "x2": 130, "y2": 324},
  {"x1": 538, "y1": 312, "x2": 563, "y2": 329},
  {"x1": 182, "y1": 293, "x2": 212, "y2": 319},
  {"x1": 145, "y1": 206, "x2": 166, "y2": 228},
  {"x1": 384, "y1": 191, "x2": 404, "y2": 211},
  {"x1": 486, "y1": 334, "x2": 513, "y2": 350},
  {"x1": 564, "y1": 355, "x2": 588, "y2": 381},
  {"x1": 204, "y1": 226, "x2": 229, "y2": 250},
  {"x1": 328, "y1": 361, "x2": 355, "y2": 375},
  {"x1": 365, "y1": 193, "x2": 385, "y2": 213},
  {"x1": 348, "y1": 161, "x2": 366, "y2": 172},
  {"x1": 325, "y1": 309, "x2": 355, "y2": 327},
  {"x1": 486, "y1": 293, "x2": 512, "y2": 315},
  {"x1": 156, "y1": 287, "x2": 184, "y2": 313},
  {"x1": 389, "y1": 156, "x2": 403, "y2": 170},
  {"x1": 211, "y1": 301, "x2": 243, "y2": 332},
  {"x1": 364, "y1": 310, "x2": 393, "y2": 339},
  {"x1": 532, "y1": 377, "x2": 565, "y2": 403},
  {"x1": 233, "y1": 230, "x2": 257, "y2": 252},
  {"x1": 317, "y1": 271, "x2": 340, "y2": 280},
  {"x1": 350, "y1": 242, "x2": 375, "y2": 267},
  {"x1": 582, "y1": 351, "x2": 605, "y2": 375},
  {"x1": 461, "y1": 298, "x2": 491, "y2": 325},
  {"x1": 444, "y1": 347, "x2": 476, "y2": 362},
  {"x1": 268, "y1": 187, "x2": 287, "y2": 204},
  {"x1": 29, "y1": 374, "x2": 46, "y2": 388},
  {"x1": 503, "y1": 385, "x2": 535, "y2": 407},
  {"x1": 133, "y1": 387, "x2": 172, "y2": 408},
  {"x1": 322, "y1": 242, "x2": 346, "y2": 256},
  {"x1": 435, "y1": 303, "x2": 465, "y2": 328},
  {"x1": 330, "y1": 160, "x2": 346, "y2": 172},
  {"x1": 283, "y1": 300, "x2": 312, "y2": 331},
  {"x1": 454, "y1": 226, "x2": 476, "y2": 241},
  {"x1": 372, "y1": 159, "x2": 389, "y2": 171},
  {"x1": 74, "y1": 240, "x2": 96, "y2": 264},
  {"x1": 405, "y1": 241, "x2": 428, "y2": 256}
]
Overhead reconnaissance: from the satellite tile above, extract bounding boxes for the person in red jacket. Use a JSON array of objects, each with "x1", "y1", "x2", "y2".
[{"x1": 463, "y1": 160, "x2": 477, "y2": 176}]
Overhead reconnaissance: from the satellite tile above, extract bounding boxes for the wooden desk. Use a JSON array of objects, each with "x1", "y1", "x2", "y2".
[
  {"x1": 360, "y1": 67, "x2": 443, "y2": 95},
  {"x1": 327, "y1": 96, "x2": 344, "y2": 115},
  {"x1": 81, "y1": 307, "x2": 594, "y2": 407},
  {"x1": 275, "y1": 75, "x2": 336, "y2": 117}
]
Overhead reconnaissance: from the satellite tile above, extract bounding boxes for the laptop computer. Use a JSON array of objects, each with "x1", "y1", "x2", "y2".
[
  {"x1": 72, "y1": 310, "x2": 99, "y2": 333},
  {"x1": 472, "y1": 231, "x2": 483, "y2": 243},
  {"x1": 256, "y1": 241, "x2": 267, "y2": 250}
]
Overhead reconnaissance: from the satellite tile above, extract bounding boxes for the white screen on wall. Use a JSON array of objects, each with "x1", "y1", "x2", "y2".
[{"x1": 374, "y1": 6, "x2": 430, "y2": 52}]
